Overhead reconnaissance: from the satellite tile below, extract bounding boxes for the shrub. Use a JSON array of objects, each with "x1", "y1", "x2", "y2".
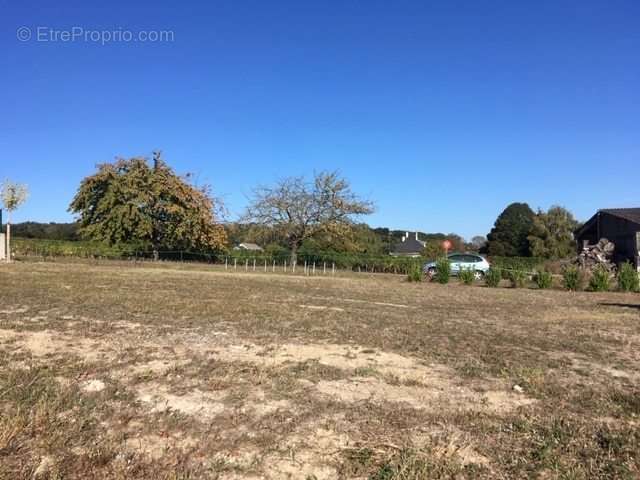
[
  {"x1": 589, "y1": 265, "x2": 611, "y2": 292},
  {"x1": 406, "y1": 263, "x2": 423, "y2": 283},
  {"x1": 458, "y1": 267, "x2": 475, "y2": 285},
  {"x1": 534, "y1": 270, "x2": 553, "y2": 289},
  {"x1": 562, "y1": 265, "x2": 584, "y2": 291},
  {"x1": 435, "y1": 257, "x2": 451, "y2": 284},
  {"x1": 509, "y1": 269, "x2": 527, "y2": 288},
  {"x1": 617, "y1": 262, "x2": 639, "y2": 292},
  {"x1": 485, "y1": 267, "x2": 502, "y2": 288}
]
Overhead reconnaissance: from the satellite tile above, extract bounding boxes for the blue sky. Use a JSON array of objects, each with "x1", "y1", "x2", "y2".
[{"x1": 1, "y1": 0, "x2": 638, "y2": 239}]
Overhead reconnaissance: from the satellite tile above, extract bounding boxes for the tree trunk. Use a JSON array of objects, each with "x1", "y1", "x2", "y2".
[
  {"x1": 152, "y1": 247, "x2": 159, "y2": 262},
  {"x1": 289, "y1": 242, "x2": 298, "y2": 266},
  {"x1": 5, "y1": 215, "x2": 10, "y2": 263}
]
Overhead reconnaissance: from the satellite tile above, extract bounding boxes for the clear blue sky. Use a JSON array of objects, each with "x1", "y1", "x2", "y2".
[{"x1": 2, "y1": 0, "x2": 639, "y2": 239}]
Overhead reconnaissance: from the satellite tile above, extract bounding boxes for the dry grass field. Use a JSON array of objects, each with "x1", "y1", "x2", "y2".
[{"x1": 1, "y1": 260, "x2": 639, "y2": 479}]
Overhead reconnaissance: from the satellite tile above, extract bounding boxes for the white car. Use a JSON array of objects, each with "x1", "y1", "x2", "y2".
[{"x1": 423, "y1": 253, "x2": 490, "y2": 280}]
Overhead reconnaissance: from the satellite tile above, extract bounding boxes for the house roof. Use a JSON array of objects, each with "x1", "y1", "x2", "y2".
[
  {"x1": 599, "y1": 208, "x2": 640, "y2": 225},
  {"x1": 391, "y1": 234, "x2": 425, "y2": 254},
  {"x1": 575, "y1": 208, "x2": 640, "y2": 237}
]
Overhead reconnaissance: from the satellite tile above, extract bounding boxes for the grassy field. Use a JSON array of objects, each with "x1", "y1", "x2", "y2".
[{"x1": 1, "y1": 261, "x2": 639, "y2": 479}]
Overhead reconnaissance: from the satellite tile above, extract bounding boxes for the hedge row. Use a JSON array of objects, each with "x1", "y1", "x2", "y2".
[{"x1": 12, "y1": 238, "x2": 551, "y2": 276}]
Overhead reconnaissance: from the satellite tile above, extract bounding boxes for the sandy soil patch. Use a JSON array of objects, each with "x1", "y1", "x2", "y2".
[
  {"x1": 208, "y1": 341, "x2": 449, "y2": 383},
  {"x1": 259, "y1": 425, "x2": 349, "y2": 480},
  {"x1": 316, "y1": 377, "x2": 533, "y2": 413},
  {"x1": 80, "y1": 379, "x2": 106, "y2": 392},
  {"x1": 125, "y1": 432, "x2": 198, "y2": 460},
  {"x1": 136, "y1": 383, "x2": 226, "y2": 418},
  {"x1": 0, "y1": 328, "x2": 111, "y2": 361}
]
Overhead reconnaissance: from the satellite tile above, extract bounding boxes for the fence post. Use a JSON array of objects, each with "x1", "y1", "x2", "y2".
[
  {"x1": 253, "y1": 258, "x2": 256, "y2": 271},
  {"x1": 332, "y1": 262, "x2": 335, "y2": 275},
  {"x1": 225, "y1": 257, "x2": 228, "y2": 270},
  {"x1": 272, "y1": 260, "x2": 275, "y2": 272},
  {"x1": 323, "y1": 262, "x2": 326, "y2": 275},
  {"x1": 234, "y1": 258, "x2": 237, "y2": 271},
  {"x1": 264, "y1": 259, "x2": 267, "y2": 272},
  {"x1": 293, "y1": 261, "x2": 296, "y2": 273},
  {"x1": 284, "y1": 260, "x2": 287, "y2": 272},
  {"x1": 245, "y1": 259, "x2": 248, "y2": 271},
  {"x1": 304, "y1": 261, "x2": 307, "y2": 275},
  {"x1": 313, "y1": 262, "x2": 316, "y2": 275}
]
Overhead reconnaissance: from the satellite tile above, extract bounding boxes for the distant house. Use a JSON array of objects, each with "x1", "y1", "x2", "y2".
[
  {"x1": 390, "y1": 232, "x2": 425, "y2": 257},
  {"x1": 575, "y1": 208, "x2": 640, "y2": 269},
  {"x1": 234, "y1": 242, "x2": 264, "y2": 252}
]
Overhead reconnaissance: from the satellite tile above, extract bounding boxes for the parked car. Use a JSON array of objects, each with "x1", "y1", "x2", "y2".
[{"x1": 423, "y1": 253, "x2": 490, "y2": 280}]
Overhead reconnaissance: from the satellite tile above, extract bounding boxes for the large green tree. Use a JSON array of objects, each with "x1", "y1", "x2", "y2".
[
  {"x1": 527, "y1": 206, "x2": 579, "y2": 259},
  {"x1": 69, "y1": 153, "x2": 227, "y2": 259},
  {"x1": 486, "y1": 202, "x2": 535, "y2": 257},
  {"x1": 243, "y1": 171, "x2": 374, "y2": 264}
]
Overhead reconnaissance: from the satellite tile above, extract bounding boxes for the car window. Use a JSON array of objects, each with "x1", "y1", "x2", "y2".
[
  {"x1": 465, "y1": 255, "x2": 481, "y2": 263},
  {"x1": 448, "y1": 255, "x2": 464, "y2": 262}
]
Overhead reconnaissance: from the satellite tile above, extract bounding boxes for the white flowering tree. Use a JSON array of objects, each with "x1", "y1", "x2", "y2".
[{"x1": 1, "y1": 181, "x2": 29, "y2": 262}]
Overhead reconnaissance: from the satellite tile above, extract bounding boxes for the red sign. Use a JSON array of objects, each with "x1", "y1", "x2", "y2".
[{"x1": 442, "y1": 240, "x2": 452, "y2": 252}]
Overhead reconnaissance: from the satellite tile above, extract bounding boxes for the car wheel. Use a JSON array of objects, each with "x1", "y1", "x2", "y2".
[
  {"x1": 427, "y1": 268, "x2": 437, "y2": 279},
  {"x1": 474, "y1": 270, "x2": 484, "y2": 280}
]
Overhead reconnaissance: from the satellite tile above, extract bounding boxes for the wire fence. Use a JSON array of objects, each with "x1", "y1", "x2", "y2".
[
  {"x1": 14, "y1": 243, "x2": 424, "y2": 276},
  {"x1": 12, "y1": 238, "x2": 548, "y2": 277}
]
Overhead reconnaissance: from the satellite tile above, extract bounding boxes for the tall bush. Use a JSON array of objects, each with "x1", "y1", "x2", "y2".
[
  {"x1": 458, "y1": 267, "x2": 475, "y2": 285},
  {"x1": 435, "y1": 257, "x2": 451, "y2": 284},
  {"x1": 533, "y1": 270, "x2": 553, "y2": 289},
  {"x1": 617, "y1": 262, "x2": 639, "y2": 292},
  {"x1": 485, "y1": 267, "x2": 502, "y2": 288},
  {"x1": 562, "y1": 265, "x2": 584, "y2": 291},
  {"x1": 509, "y1": 270, "x2": 527, "y2": 288},
  {"x1": 406, "y1": 263, "x2": 423, "y2": 283},
  {"x1": 589, "y1": 265, "x2": 611, "y2": 292}
]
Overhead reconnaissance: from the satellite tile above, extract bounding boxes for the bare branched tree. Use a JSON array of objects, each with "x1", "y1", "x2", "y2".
[
  {"x1": 243, "y1": 171, "x2": 374, "y2": 264},
  {"x1": 1, "y1": 180, "x2": 29, "y2": 263}
]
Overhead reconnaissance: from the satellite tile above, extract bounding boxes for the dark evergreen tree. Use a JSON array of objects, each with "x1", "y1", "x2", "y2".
[{"x1": 486, "y1": 202, "x2": 535, "y2": 257}]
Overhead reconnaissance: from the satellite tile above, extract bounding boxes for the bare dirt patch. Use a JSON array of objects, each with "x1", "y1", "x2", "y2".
[
  {"x1": 0, "y1": 328, "x2": 111, "y2": 361},
  {"x1": 136, "y1": 383, "x2": 226, "y2": 418}
]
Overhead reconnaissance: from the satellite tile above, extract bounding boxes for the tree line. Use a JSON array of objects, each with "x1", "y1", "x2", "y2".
[
  {"x1": 3, "y1": 154, "x2": 582, "y2": 263},
  {"x1": 484, "y1": 202, "x2": 580, "y2": 259}
]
